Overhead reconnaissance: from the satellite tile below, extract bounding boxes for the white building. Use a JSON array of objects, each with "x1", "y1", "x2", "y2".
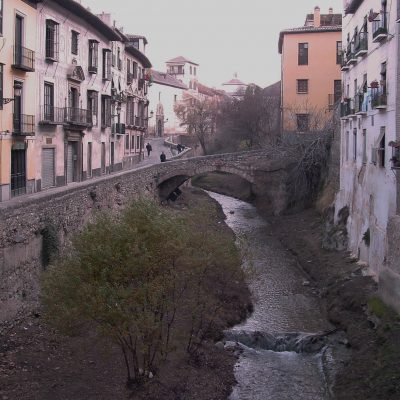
[
  {"x1": 166, "y1": 56, "x2": 199, "y2": 91},
  {"x1": 336, "y1": 0, "x2": 398, "y2": 280},
  {"x1": 148, "y1": 70, "x2": 188, "y2": 137},
  {"x1": 222, "y1": 73, "x2": 248, "y2": 98}
]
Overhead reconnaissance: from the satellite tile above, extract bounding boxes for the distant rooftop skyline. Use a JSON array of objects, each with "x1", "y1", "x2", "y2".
[{"x1": 83, "y1": 0, "x2": 343, "y2": 88}]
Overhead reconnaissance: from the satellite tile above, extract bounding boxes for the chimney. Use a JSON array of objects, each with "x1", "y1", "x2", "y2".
[
  {"x1": 314, "y1": 6, "x2": 321, "y2": 27},
  {"x1": 329, "y1": 7, "x2": 333, "y2": 14}
]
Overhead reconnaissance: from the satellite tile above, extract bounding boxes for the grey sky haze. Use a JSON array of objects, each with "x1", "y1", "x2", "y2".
[{"x1": 83, "y1": 0, "x2": 343, "y2": 89}]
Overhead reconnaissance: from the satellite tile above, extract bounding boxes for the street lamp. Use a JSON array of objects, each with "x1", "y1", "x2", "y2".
[{"x1": 2, "y1": 82, "x2": 22, "y2": 105}]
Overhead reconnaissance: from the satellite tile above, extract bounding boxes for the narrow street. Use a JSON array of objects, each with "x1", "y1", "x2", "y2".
[{"x1": 139, "y1": 137, "x2": 177, "y2": 167}]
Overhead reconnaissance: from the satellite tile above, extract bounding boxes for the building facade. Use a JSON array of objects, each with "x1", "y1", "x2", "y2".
[
  {"x1": 148, "y1": 70, "x2": 188, "y2": 137},
  {"x1": 279, "y1": 6, "x2": 342, "y2": 133},
  {"x1": 0, "y1": 0, "x2": 151, "y2": 202},
  {"x1": 0, "y1": 0, "x2": 38, "y2": 201},
  {"x1": 336, "y1": 0, "x2": 398, "y2": 282}
]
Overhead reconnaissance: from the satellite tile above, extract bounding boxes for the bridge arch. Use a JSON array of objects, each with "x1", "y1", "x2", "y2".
[{"x1": 156, "y1": 163, "x2": 256, "y2": 201}]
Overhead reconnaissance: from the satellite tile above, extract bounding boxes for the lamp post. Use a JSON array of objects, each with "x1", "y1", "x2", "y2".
[{"x1": 2, "y1": 82, "x2": 22, "y2": 105}]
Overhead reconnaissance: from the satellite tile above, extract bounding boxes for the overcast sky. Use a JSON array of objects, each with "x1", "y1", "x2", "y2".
[{"x1": 83, "y1": 0, "x2": 343, "y2": 89}]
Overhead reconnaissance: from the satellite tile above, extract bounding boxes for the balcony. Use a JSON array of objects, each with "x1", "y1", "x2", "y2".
[
  {"x1": 340, "y1": 99, "x2": 355, "y2": 118},
  {"x1": 88, "y1": 64, "x2": 97, "y2": 74},
  {"x1": 354, "y1": 31, "x2": 368, "y2": 57},
  {"x1": 13, "y1": 114, "x2": 35, "y2": 136},
  {"x1": 12, "y1": 45, "x2": 35, "y2": 72},
  {"x1": 372, "y1": 12, "x2": 388, "y2": 42},
  {"x1": 112, "y1": 123, "x2": 126, "y2": 135},
  {"x1": 355, "y1": 93, "x2": 367, "y2": 115},
  {"x1": 341, "y1": 53, "x2": 350, "y2": 71},
  {"x1": 371, "y1": 88, "x2": 387, "y2": 110},
  {"x1": 346, "y1": 43, "x2": 357, "y2": 65},
  {"x1": 138, "y1": 79, "x2": 145, "y2": 90},
  {"x1": 64, "y1": 107, "x2": 92, "y2": 127},
  {"x1": 127, "y1": 72, "x2": 134, "y2": 85},
  {"x1": 39, "y1": 106, "x2": 65, "y2": 125}
]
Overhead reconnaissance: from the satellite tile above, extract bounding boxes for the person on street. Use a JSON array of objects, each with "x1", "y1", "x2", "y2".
[
  {"x1": 145, "y1": 142, "x2": 152, "y2": 157},
  {"x1": 177, "y1": 144, "x2": 182, "y2": 154},
  {"x1": 160, "y1": 152, "x2": 166, "y2": 162}
]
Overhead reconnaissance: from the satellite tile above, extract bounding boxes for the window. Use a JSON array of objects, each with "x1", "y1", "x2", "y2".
[
  {"x1": 101, "y1": 95, "x2": 111, "y2": 128},
  {"x1": 126, "y1": 97, "x2": 135, "y2": 125},
  {"x1": 44, "y1": 82, "x2": 54, "y2": 120},
  {"x1": 362, "y1": 129, "x2": 367, "y2": 164},
  {"x1": 381, "y1": 62, "x2": 387, "y2": 95},
  {"x1": 125, "y1": 133, "x2": 130, "y2": 151},
  {"x1": 71, "y1": 30, "x2": 79, "y2": 55},
  {"x1": 131, "y1": 134, "x2": 135, "y2": 151},
  {"x1": 334, "y1": 80, "x2": 341, "y2": 103},
  {"x1": 336, "y1": 41, "x2": 342, "y2": 64},
  {"x1": 117, "y1": 47, "x2": 122, "y2": 70},
  {"x1": 346, "y1": 131, "x2": 349, "y2": 161},
  {"x1": 0, "y1": 64, "x2": 3, "y2": 110},
  {"x1": 297, "y1": 79, "x2": 308, "y2": 93},
  {"x1": 0, "y1": 0, "x2": 3, "y2": 36},
  {"x1": 296, "y1": 114, "x2": 309, "y2": 131},
  {"x1": 190, "y1": 66, "x2": 192, "y2": 74},
  {"x1": 194, "y1": 67, "x2": 197, "y2": 76},
  {"x1": 353, "y1": 128, "x2": 357, "y2": 161},
  {"x1": 46, "y1": 19, "x2": 59, "y2": 60},
  {"x1": 174, "y1": 94, "x2": 177, "y2": 102},
  {"x1": 87, "y1": 142, "x2": 92, "y2": 178},
  {"x1": 88, "y1": 40, "x2": 98, "y2": 73},
  {"x1": 87, "y1": 91, "x2": 98, "y2": 126},
  {"x1": 378, "y1": 127, "x2": 386, "y2": 167},
  {"x1": 133, "y1": 62, "x2": 138, "y2": 79},
  {"x1": 102, "y1": 49, "x2": 111, "y2": 81},
  {"x1": 298, "y1": 43, "x2": 308, "y2": 65},
  {"x1": 137, "y1": 135, "x2": 140, "y2": 150}
]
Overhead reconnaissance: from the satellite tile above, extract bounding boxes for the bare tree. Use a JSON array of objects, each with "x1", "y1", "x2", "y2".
[
  {"x1": 214, "y1": 85, "x2": 281, "y2": 152},
  {"x1": 174, "y1": 97, "x2": 218, "y2": 155}
]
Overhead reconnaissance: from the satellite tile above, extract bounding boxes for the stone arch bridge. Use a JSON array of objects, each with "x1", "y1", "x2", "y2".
[
  {"x1": 154, "y1": 149, "x2": 297, "y2": 214},
  {"x1": 0, "y1": 145, "x2": 304, "y2": 321}
]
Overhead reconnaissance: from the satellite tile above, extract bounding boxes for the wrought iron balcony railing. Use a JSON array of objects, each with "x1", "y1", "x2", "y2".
[
  {"x1": 39, "y1": 106, "x2": 65, "y2": 125},
  {"x1": 12, "y1": 45, "x2": 35, "y2": 72},
  {"x1": 64, "y1": 107, "x2": 92, "y2": 126},
  {"x1": 354, "y1": 31, "x2": 368, "y2": 56},
  {"x1": 13, "y1": 114, "x2": 35, "y2": 136},
  {"x1": 112, "y1": 123, "x2": 126, "y2": 134},
  {"x1": 371, "y1": 88, "x2": 388, "y2": 109},
  {"x1": 372, "y1": 12, "x2": 388, "y2": 42}
]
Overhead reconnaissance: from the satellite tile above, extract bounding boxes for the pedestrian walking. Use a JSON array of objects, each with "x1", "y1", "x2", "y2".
[
  {"x1": 145, "y1": 142, "x2": 152, "y2": 157},
  {"x1": 160, "y1": 151, "x2": 166, "y2": 162},
  {"x1": 177, "y1": 144, "x2": 182, "y2": 154}
]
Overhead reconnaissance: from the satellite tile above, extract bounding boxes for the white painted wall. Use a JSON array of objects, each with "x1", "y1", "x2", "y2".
[{"x1": 336, "y1": 0, "x2": 398, "y2": 276}]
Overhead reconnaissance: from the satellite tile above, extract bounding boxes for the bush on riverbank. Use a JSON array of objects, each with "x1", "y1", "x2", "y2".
[{"x1": 41, "y1": 197, "x2": 249, "y2": 392}]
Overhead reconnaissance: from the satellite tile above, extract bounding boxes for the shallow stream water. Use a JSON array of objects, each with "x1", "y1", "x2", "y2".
[{"x1": 207, "y1": 191, "x2": 344, "y2": 400}]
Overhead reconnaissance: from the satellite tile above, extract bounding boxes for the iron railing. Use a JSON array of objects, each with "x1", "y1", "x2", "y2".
[
  {"x1": 12, "y1": 45, "x2": 35, "y2": 71},
  {"x1": 371, "y1": 88, "x2": 387, "y2": 108},
  {"x1": 13, "y1": 114, "x2": 35, "y2": 136},
  {"x1": 65, "y1": 107, "x2": 92, "y2": 126},
  {"x1": 354, "y1": 31, "x2": 368, "y2": 55},
  {"x1": 112, "y1": 123, "x2": 126, "y2": 134},
  {"x1": 39, "y1": 105, "x2": 65, "y2": 124},
  {"x1": 372, "y1": 12, "x2": 388, "y2": 40}
]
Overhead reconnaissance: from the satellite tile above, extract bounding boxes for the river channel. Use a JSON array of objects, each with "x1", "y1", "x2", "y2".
[{"x1": 206, "y1": 191, "x2": 346, "y2": 400}]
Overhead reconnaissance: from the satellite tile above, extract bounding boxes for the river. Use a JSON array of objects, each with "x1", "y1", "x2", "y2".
[{"x1": 206, "y1": 191, "x2": 347, "y2": 400}]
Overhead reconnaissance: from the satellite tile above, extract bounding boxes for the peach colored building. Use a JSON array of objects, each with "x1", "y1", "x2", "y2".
[
  {"x1": 0, "y1": 0, "x2": 38, "y2": 201},
  {"x1": 278, "y1": 6, "x2": 342, "y2": 133}
]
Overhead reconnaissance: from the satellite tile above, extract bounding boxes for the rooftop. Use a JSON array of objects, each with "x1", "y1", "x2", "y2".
[
  {"x1": 166, "y1": 56, "x2": 199, "y2": 66},
  {"x1": 125, "y1": 45, "x2": 152, "y2": 68},
  {"x1": 151, "y1": 70, "x2": 188, "y2": 89},
  {"x1": 43, "y1": 0, "x2": 121, "y2": 41},
  {"x1": 125, "y1": 34, "x2": 148, "y2": 45}
]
